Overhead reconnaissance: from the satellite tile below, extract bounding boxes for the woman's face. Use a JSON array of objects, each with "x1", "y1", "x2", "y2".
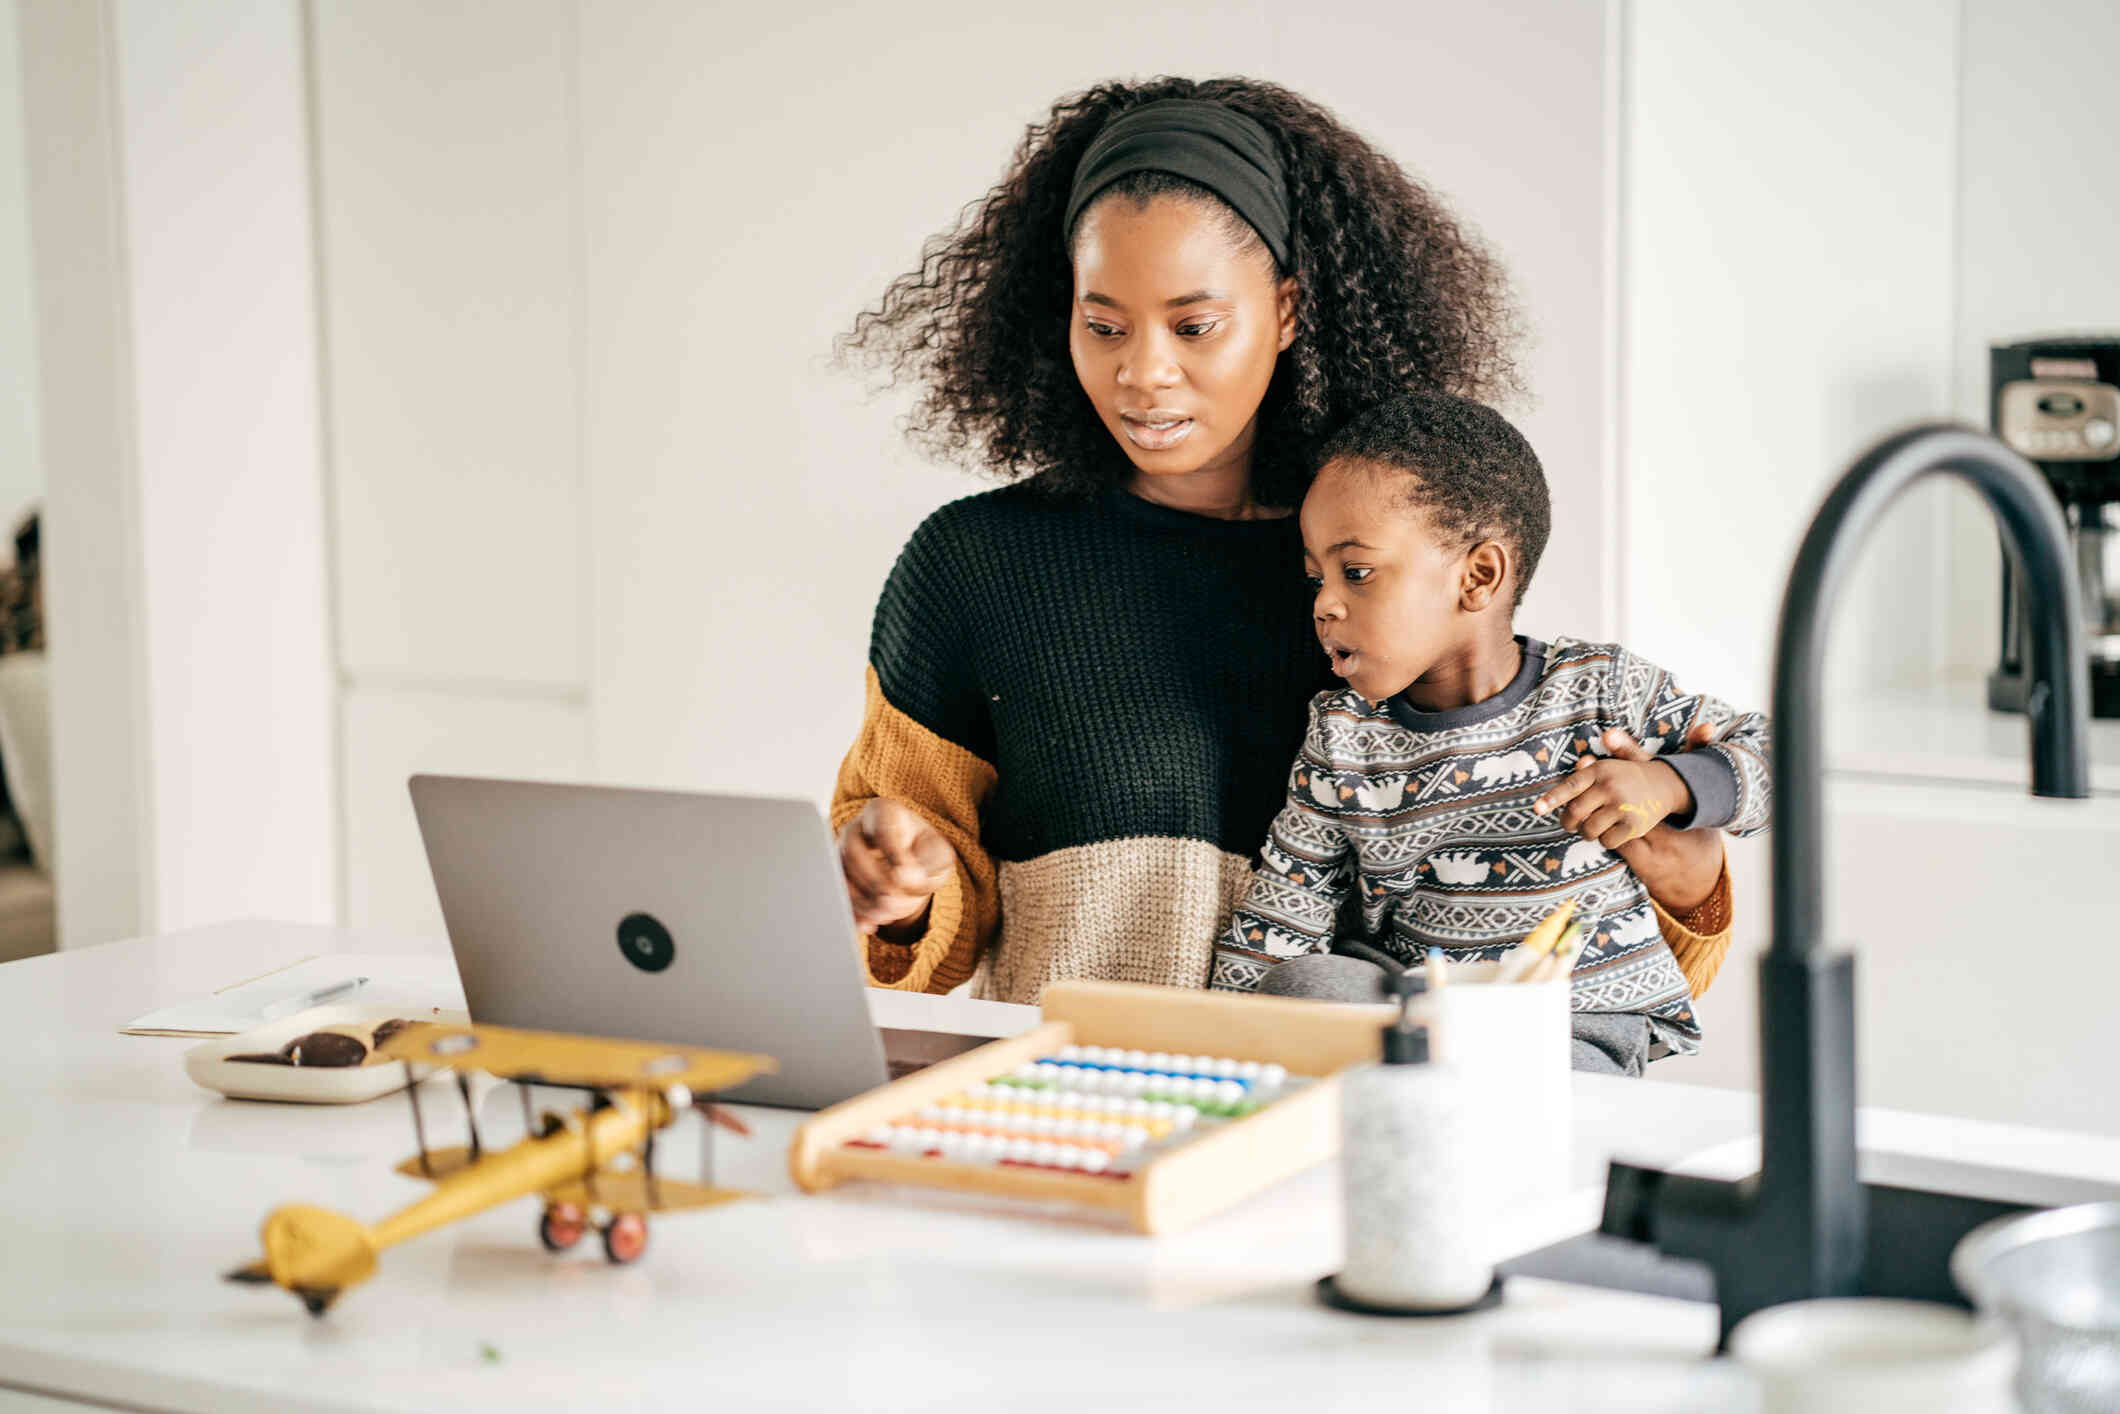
[{"x1": 1069, "y1": 195, "x2": 1297, "y2": 497}]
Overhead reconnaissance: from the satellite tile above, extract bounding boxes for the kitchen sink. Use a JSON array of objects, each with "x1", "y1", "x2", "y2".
[{"x1": 1502, "y1": 1180, "x2": 2034, "y2": 1308}]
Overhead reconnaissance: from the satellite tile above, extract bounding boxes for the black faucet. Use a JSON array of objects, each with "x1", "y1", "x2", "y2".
[{"x1": 1597, "y1": 423, "x2": 2092, "y2": 1347}]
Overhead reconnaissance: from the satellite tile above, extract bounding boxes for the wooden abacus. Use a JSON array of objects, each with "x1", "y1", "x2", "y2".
[{"x1": 787, "y1": 979, "x2": 1393, "y2": 1234}]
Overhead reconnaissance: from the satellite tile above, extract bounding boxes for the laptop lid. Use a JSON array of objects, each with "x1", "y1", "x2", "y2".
[{"x1": 407, "y1": 774, "x2": 889, "y2": 1109}]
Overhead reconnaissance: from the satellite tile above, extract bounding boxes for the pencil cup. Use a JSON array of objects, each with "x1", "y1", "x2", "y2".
[{"x1": 1424, "y1": 961, "x2": 1571, "y2": 1210}]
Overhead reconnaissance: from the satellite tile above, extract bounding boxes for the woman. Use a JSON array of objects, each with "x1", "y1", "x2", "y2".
[{"x1": 831, "y1": 76, "x2": 1729, "y2": 1010}]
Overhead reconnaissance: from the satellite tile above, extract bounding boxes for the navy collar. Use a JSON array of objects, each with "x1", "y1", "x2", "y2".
[{"x1": 1385, "y1": 637, "x2": 1549, "y2": 732}]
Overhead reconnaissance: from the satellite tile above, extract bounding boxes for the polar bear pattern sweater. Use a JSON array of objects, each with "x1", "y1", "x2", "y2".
[{"x1": 1211, "y1": 637, "x2": 1771, "y2": 1058}]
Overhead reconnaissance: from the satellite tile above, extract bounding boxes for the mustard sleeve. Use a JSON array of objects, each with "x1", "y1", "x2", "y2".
[
  {"x1": 1651, "y1": 849, "x2": 1734, "y2": 997},
  {"x1": 830, "y1": 666, "x2": 1000, "y2": 993}
]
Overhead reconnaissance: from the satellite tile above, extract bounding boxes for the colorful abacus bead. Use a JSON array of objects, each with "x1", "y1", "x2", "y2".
[{"x1": 840, "y1": 1046, "x2": 1303, "y2": 1184}]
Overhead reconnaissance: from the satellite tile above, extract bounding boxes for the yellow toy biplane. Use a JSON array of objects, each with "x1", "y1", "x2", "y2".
[{"x1": 226, "y1": 1022, "x2": 776, "y2": 1316}]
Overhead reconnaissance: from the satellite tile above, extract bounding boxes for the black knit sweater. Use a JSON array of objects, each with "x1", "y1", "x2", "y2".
[{"x1": 871, "y1": 484, "x2": 1333, "y2": 865}]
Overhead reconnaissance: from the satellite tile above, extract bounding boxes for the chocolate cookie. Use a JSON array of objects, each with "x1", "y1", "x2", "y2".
[
  {"x1": 370, "y1": 1017, "x2": 420, "y2": 1048},
  {"x1": 281, "y1": 1031, "x2": 369, "y2": 1067}
]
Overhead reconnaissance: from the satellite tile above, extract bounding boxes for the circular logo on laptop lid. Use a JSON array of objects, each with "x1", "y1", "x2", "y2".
[{"x1": 616, "y1": 912, "x2": 675, "y2": 973}]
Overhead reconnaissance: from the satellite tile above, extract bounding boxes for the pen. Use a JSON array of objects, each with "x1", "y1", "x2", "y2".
[
  {"x1": 1495, "y1": 898, "x2": 1577, "y2": 983},
  {"x1": 259, "y1": 976, "x2": 370, "y2": 1021},
  {"x1": 1527, "y1": 922, "x2": 1587, "y2": 983}
]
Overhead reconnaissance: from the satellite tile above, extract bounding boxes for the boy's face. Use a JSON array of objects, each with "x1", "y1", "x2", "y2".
[{"x1": 1300, "y1": 459, "x2": 1475, "y2": 703}]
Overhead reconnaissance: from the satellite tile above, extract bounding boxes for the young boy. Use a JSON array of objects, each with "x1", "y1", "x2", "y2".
[{"x1": 1211, "y1": 392, "x2": 1770, "y2": 1064}]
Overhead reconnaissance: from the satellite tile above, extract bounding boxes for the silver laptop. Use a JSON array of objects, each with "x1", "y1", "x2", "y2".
[{"x1": 408, "y1": 774, "x2": 893, "y2": 1109}]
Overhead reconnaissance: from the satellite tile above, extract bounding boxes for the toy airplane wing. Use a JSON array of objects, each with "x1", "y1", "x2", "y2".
[
  {"x1": 541, "y1": 1172, "x2": 747, "y2": 1214},
  {"x1": 375, "y1": 1022, "x2": 776, "y2": 1094},
  {"x1": 391, "y1": 1146, "x2": 745, "y2": 1214},
  {"x1": 392, "y1": 1145, "x2": 480, "y2": 1182}
]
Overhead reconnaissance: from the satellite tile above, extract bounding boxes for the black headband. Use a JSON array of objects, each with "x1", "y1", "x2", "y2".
[{"x1": 1063, "y1": 99, "x2": 1292, "y2": 269}]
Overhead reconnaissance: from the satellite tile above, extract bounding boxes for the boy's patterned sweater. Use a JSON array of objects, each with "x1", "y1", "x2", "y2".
[
  {"x1": 1211, "y1": 637, "x2": 1770, "y2": 1058},
  {"x1": 832, "y1": 486, "x2": 1742, "y2": 1007}
]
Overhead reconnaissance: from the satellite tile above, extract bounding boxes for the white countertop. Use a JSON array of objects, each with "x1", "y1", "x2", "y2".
[
  {"x1": 4, "y1": 921, "x2": 2116, "y2": 1412},
  {"x1": 1827, "y1": 681, "x2": 2120, "y2": 794}
]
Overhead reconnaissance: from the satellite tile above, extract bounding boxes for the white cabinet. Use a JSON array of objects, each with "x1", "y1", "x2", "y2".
[
  {"x1": 309, "y1": 1, "x2": 587, "y2": 934},
  {"x1": 311, "y1": 0, "x2": 583, "y2": 692},
  {"x1": 1666, "y1": 770, "x2": 2120, "y2": 1138}
]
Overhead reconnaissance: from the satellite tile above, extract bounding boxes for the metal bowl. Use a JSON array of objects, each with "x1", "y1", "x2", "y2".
[{"x1": 1952, "y1": 1201, "x2": 2120, "y2": 1414}]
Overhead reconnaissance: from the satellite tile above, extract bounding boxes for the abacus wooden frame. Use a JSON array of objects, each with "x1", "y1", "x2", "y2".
[{"x1": 787, "y1": 979, "x2": 1394, "y2": 1234}]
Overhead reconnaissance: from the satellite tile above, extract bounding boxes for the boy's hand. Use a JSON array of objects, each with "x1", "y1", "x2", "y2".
[
  {"x1": 1603, "y1": 724, "x2": 1724, "y2": 913},
  {"x1": 838, "y1": 798, "x2": 955, "y2": 937},
  {"x1": 1534, "y1": 752, "x2": 1694, "y2": 849}
]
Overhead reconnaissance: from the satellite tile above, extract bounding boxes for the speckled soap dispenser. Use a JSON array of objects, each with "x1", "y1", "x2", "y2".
[{"x1": 1318, "y1": 977, "x2": 1504, "y2": 1316}]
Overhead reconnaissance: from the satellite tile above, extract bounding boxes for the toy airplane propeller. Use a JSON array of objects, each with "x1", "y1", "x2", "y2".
[{"x1": 225, "y1": 1022, "x2": 776, "y2": 1316}]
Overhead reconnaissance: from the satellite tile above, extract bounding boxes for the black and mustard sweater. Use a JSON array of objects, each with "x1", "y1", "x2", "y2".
[{"x1": 832, "y1": 484, "x2": 1735, "y2": 1005}]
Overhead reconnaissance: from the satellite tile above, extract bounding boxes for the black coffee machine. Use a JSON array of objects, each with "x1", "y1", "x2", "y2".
[{"x1": 1989, "y1": 334, "x2": 2120, "y2": 718}]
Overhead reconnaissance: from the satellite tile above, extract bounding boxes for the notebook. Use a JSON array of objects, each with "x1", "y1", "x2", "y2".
[{"x1": 121, "y1": 952, "x2": 465, "y2": 1037}]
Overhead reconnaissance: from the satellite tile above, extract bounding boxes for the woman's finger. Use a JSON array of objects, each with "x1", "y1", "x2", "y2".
[
  {"x1": 849, "y1": 876, "x2": 928, "y2": 926},
  {"x1": 838, "y1": 821, "x2": 875, "y2": 882},
  {"x1": 865, "y1": 801, "x2": 919, "y2": 857},
  {"x1": 840, "y1": 823, "x2": 892, "y2": 883},
  {"x1": 1610, "y1": 817, "x2": 1723, "y2": 912},
  {"x1": 870, "y1": 859, "x2": 942, "y2": 912},
  {"x1": 845, "y1": 875, "x2": 887, "y2": 923},
  {"x1": 860, "y1": 797, "x2": 925, "y2": 853},
  {"x1": 884, "y1": 836, "x2": 951, "y2": 891},
  {"x1": 1684, "y1": 720, "x2": 1717, "y2": 749},
  {"x1": 1597, "y1": 814, "x2": 1650, "y2": 850},
  {"x1": 842, "y1": 825, "x2": 917, "y2": 903},
  {"x1": 849, "y1": 891, "x2": 887, "y2": 929},
  {"x1": 847, "y1": 856, "x2": 907, "y2": 911},
  {"x1": 868, "y1": 803, "x2": 947, "y2": 883},
  {"x1": 906, "y1": 825, "x2": 955, "y2": 880},
  {"x1": 854, "y1": 896, "x2": 923, "y2": 929}
]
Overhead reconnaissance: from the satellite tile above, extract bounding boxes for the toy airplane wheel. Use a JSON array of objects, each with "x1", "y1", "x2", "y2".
[
  {"x1": 538, "y1": 1202, "x2": 587, "y2": 1253},
  {"x1": 601, "y1": 1211, "x2": 648, "y2": 1265}
]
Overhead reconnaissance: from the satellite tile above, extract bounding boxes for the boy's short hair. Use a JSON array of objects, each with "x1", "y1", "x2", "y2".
[{"x1": 1315, "y1": 392, "x2": 1550, "y2": 608}]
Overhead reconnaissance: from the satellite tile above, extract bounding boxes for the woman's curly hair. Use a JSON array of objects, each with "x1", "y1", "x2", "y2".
[{"x1": 838, "y1": 75, "x2": 1522, "y2": 508}]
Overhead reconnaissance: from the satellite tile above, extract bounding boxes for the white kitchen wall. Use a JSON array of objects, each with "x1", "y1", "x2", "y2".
[
  {"x1": 309, "y1": 0, "x2": 588, "y2": 935},
  {"x1": 1617, "y1": 0, "x2": 1959, "y2": 720},
  {"x1": 0, "y1": 0, "x2": 38, "y2": 537},
  {"x1": 21, "y1": 0, "x2": 335, "y2": 948},
  {"x1": 293, "y1": 0, "x2": 1620, "y2": 939},
  {"x1": 113, "y1": 0, "x2": 335, "y2": 936},
  {"x1": 21, "y1": 0, "x2": 148, "y2": 949},
  {"x1": 1258, "y1": 0, "x2": 1615, "y2": 646},
  {"x1": 1621, "y1": 0, "x2": 1964, "y2": 1101},
  {"x1": 1624, "y1": 0, "x2": 2120, "y2": 1134},
  {"x1": 1942, "y1": 0, "x2": 2120, "y2": 676},
  {"x1": 576, "y1": 0, "x2": 1616, "y2": 820}
]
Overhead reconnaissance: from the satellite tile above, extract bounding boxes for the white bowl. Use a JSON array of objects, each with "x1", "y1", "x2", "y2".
[
  {"x1": 1730, "y1": 1297, "x2": 2016, "y2": 1414},
  {"x1": 185, "y1": 1002, "x2": 467, "y2": 1104}
]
